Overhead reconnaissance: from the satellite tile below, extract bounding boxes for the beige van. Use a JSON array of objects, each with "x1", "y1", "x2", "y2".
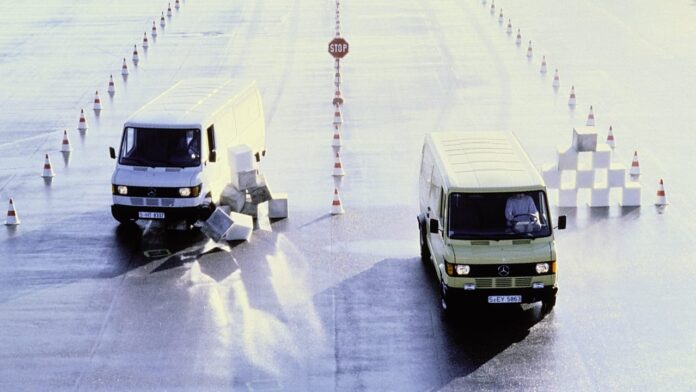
[{"x1": 417, "y1": 131, "x2": 565, "y2": 314}]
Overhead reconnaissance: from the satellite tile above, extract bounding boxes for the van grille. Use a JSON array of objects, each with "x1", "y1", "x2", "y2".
[
  {"x1": 130, "y1": 197, "x2": 144, "y2": 206},
  {"x1": 515, "y1": 277, "x2": 532, "y2": 287},
  {"x1": 473, "y1": 277, "x2": 533, "y2": 289},
  {"x1": 475, "y1": 278, "x2": 493, "y2": 288},
  {"x1": 495, "y1": 278, "x2": 512, "y2": 288}
]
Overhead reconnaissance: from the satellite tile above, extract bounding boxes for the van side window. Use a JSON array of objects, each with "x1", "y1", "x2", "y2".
[
  {"x1": 206, "y1": 125, "x2": 216, "y2": 156},
  {"x1": 439, "y1": 188, "x2": 445, "y2": 219}
]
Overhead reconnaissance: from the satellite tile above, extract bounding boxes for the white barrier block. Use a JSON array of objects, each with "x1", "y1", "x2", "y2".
[
  {"x1": 248, "y1": 174, "x2": 273, "y2": 204},
  {"x1": 232, "y1": 169, "x2": 259, "y2": 191},
  {"x1": 576, "y1": 165, "x2": 595, "y2": 188},
  {"x1": 219, "y1": 184, "x2": 246, "y2": 212},
  {"x1": 592, "y1": 144, "x2": 611, "y2": 169},
  {"x1": 621, "y1": 181, "x2": 642, "y2": 206},
  {"x1": 224, "y1": 211, "x2": 254, "y2": 241},
  {"x1": 589, "y1": 181, "x2": 610, "y2": 207},
  {"x1": 201, "y1": 207, "x2": 235, "y2": 242},
  {"x1": 268, "y1": 192, "x2": 288, "y2": 219},
  {"x1": 541, "y1": 164, "x2": 561, "y2": 189},
  {"x1": 228, "y1": 145, "x2": 256, "y2": 174},
  {"x1": 608, "y1": 163, "x2": 626, "y2": 188},
  {"x1": 241, "y1": 201, "x2": 258, "y2": 218},
  {"x1": 572, "y1": 127, "x2": 598, "y2": 152},
  {"x1": 557, "y1": 145, "x2": 578, "y2": 171},
  {"x1": 558, "y1": 188, "x2": 578, "y2": 207}
]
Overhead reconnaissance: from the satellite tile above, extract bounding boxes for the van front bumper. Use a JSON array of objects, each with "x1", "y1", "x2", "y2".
[
  {"x1": 111, "y1": 204, "x2": 207, "y2": 221},
  {"x1": 445, "y1": 286, "x2": 557, "y2": 305}
]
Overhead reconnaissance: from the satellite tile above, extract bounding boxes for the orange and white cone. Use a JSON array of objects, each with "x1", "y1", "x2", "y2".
[
  {"x1": 606, "y1": 126, "x2": 615, "y2": 149},
  {"x1": 160, "y1": 12, "x2": 166, "y2": 28},
  {"x1": 586, "y1": 105, "x2": 595, "y2": 126},
  {"x1": 143, "y1": 32, "x2": 149, "y2": 48},
  {"x1": 515, "y1": 28, "x2": 521, "y2": 45},
  {"x1": 333, "y1": 107, "x2": 343, "y2": 126},
  {"x1": 78, "y1": 109, "x2": 88, "y2": 132},
  {"x1": 175, "y1": 0, "x2": 180, "y2": 10},
  {"x1": 333, "y1": 151, "x2": 346, "y2": 177},
  {"x1": 506, "y1": 19, "x2": 512, "y2": 34},
  {"x1": 490, "y1": 0, "x2": 495, "y2": 15},
  {"x1": 540, "y1": 56, "x2": 547, "y2": 74},
  {"x1": 108, "y1": 74, "x2": 115, "y2": 95},
  {"x1": 5, "y1": 198, "x2": 19, "y2": 225},
  {"x1": 42, "y1": 153, "x2": 54, "y2": 178},
  {"x1": 93, "y1": 91, "x2": 102, "y2": 111},
  {"x1": 167, "y1": 3, "x2": 173, "y2": 17},
  {"x1": 629, "y1": 151, "x2": 640, "y2": 176},
  {"x1": 332, "y1": 125, "x2": 343, "y2": 149},
  {"x1": 61, "y1": 130, "x2": 71, "y2": 153},
  {"x1": 526, "y1": 40, "x2": 533, "y2": 58},
  {"x1": 333, "y1": 88, "x2": 344, "y2": 106},
  {"x1": 568, "y1": 86, "x2": 576, "y2": 107},
  {"x1": 655, "y1": 179, "x2": 668, "y2": 206},
  {"x1": 151, "y1": 21, "x2": 158, "y2": 37},
  {"x1": 498, "y1": 9, "x2": 504, "y2": 24},
  {"x1": 330, "y1": 188, "x2": 345, "y2": 215},
  {"x1": 132, "y1": 45, "x2": 139, "y2": 64},
  {"x1": 552, "y1": 68, "x2": 560, "y2": 88},
  {"x1": 121, "y1": 58, "x2": 129, "y2": 76}
]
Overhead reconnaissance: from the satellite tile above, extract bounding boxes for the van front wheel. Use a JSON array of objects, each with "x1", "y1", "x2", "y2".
[
  {"x1": 419, "y1": 225, "x2": 431, "y2": 263},
  {"x1": 541, "y1": 294, "x2": 556, "y2": 314}
]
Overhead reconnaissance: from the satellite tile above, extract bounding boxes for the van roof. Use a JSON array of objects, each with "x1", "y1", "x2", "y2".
[
  {"x1": 124, "y1": 78, "x2": 256, "y2": 130},
  {"x1": 428, "y1": 131, "x2": 545, "y2": 192}
]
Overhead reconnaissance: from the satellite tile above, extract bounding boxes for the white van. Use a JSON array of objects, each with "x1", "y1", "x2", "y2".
[
  {"x1": 417, "y1": 131, "x2": 566, "y2": 314},
  {"x1": 109, "y1": 78, "x2": 266, "y2": 225}
]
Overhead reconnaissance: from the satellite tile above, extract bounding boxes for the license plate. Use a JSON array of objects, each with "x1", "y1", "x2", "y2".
[
  {"x1": 138, "y1": 211, "x2": 165, "y2": 219},
  {"x1": 488, "y1": 295, "x2": 522, "y2": 304}
]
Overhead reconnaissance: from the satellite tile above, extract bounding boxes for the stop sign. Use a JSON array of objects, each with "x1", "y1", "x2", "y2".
[{"x1": 328, "y1": 37, "x2": 349, "y2": 59}]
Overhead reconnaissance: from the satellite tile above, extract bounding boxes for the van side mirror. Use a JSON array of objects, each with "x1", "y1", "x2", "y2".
[
  {"x1": 109, "y1": 147, "x2": 116, "y2": 159},
  {"x1": 209, "y1": 149, "x2": 217, "y2": 163},
  {"x1": 429, "y1": 218, "x2": 439, "y2": 234},
  {"x1": 556, "y1": 215, "x2": 567, "y2": 230}
]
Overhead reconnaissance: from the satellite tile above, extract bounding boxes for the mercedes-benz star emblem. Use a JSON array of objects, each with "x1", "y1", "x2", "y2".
[
  {"x1": 497, "y1": 265, "x2": 510, "y2": 277},
  {"x1": 147, "y1": 188, "x2": 157, "y2": 197}
]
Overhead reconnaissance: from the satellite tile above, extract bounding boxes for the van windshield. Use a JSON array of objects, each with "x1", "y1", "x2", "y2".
[
  {"x1": 119, "y1": 127, "x2": 201, "y2": 168},
  {"x1": 448, "y1": 191, "x2": 552, "y2": 240}
]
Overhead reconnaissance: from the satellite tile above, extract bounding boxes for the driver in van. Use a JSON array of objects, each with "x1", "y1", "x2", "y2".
[{"x1": 505, "y1": 193, "x2": 541, "y2": 232}]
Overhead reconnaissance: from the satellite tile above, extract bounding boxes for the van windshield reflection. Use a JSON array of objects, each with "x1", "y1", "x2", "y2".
[
  {"x1": 448, "y1": 191, "x2": 551, "y2": 240},
  {"x1": 119, "y1": 127, "x2": 201, "y2": 168}
]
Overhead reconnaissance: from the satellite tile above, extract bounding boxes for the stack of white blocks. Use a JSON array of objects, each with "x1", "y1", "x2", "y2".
[
  {"x1": 216, "y1": 145, "x2": 289, "y2": 241},
  {"x1": 541, "y1": 127, "x2": 641, "y2": 207}
]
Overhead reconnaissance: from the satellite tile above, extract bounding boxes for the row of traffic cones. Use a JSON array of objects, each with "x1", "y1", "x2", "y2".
[
  {"x1": 6, "y1": 1, "x2": 184, "y2": 226},
  {"x1": 331, "y1": 0, "x2": 345, "y2": 215},
  {"x1": 484, "y1": 1, "x2": 668, "y2": 208}
]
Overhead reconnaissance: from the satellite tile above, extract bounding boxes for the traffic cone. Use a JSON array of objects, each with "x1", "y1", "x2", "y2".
[
  {"x1": 333, "y1": 151, "x2": 346, "y2": 177},
  {"x1": 506, "y1": 19, "x2": 512, "y2": 34},
  {"x1": 568, "y1": 86, "x2": 576, "y2": 107},
  {"x1": 334, "y1": 71, "x2": 341, "y2": 88},
  {"x1": 167, "y1": 3, "x2": 173, "y2": 17},
  {"x1": 78, "y1": 109, "x2": 88, "y2": 132},
  {"x1": 121, "y1": 58, "x2": 129, "y2": 76},
  {"x1": 160, "y1": 12, "x2": 166, "y2": 28},
  {"x1": 151, "y1": 21, "x2": 158, "y2": 37},
  {"x1": 132, "y1": 45, "x2": 139, "y2": 64},
  {"x1": 330, "y1": 188, "x2": 345, "y2": 215},
  {"x1": 332, "y1": 125, "x2": 343, "y2": 149},
  {"x1": 175, "y1": 0, "x2": 180, "y2": 10},
  {"x1": 540, "y1": 56, "x2": 547, "y2": 74},
  {"x1": 93, "y1": 91, "x2": 102, "y2": 111},
  {"x1": 515, "y1": 29, "x2": 521, "y2": 45},
  {"x1": 655, "y1": 179, "x2": 668, "y2": 206},
  {"x1": 42, "y1": 153, "x2": 54, "y2": 178},
  {"x1": 143, "y1": 32, "x2": 149, "y2": 49},
  {"x1": 61, "y1": 130, "x2": 71, "y2": 153},
  {"x1": 629, "y1": 151, "x2": 640, "y2": 176},
  {"x1": 586, "y1": 105, "x2": 595, "y2": 126},
  {"x1": 490, "y1": 0, "x2": 495, "y2": 14},
  {"x1": 526, "y1": 40, "x2": 533, "y2": 58},
  {"x1": 552, "y1": 68, "x2": 560, "y2": 88},
  {"x1": 606, "y1": 126, "x2": 615, "y2": 148},
  {"x1": 333, "y1": 107, "x2": 343, "y2": 126},
  {"x1": 5, "y1": 198, "x2": 19, "y2": 225},
  {"x1": 498, "y1": 9, "x2": 504, "y2": 24},
  {"x1": 333, "y1": 88, "x2": 344, "y2": 106},
  {"x1": 108, "y1": 74, "x2": 115, "y2": 95}
]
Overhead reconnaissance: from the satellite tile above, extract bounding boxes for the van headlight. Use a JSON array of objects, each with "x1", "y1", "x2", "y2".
[
  {"x1": 455, "y1": 265, "x2": 470, "y2": 276},
  {"x1": 178, "y1": 185, "x2": 201, "y2": 197},
  {"x1": 115, "y1": 185, "x2": 128, "y2": 195},
  {"x1": 179, "y1": 187, "x2": 191, "y2": 197},
  {"x1": 536, "y1": 262, "x2": 550, "y2": 274}
]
